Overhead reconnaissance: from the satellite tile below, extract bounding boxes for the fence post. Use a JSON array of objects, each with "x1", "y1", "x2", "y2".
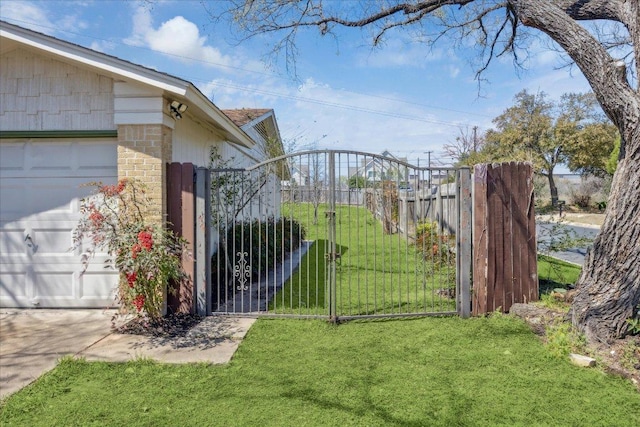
[
  {"x1": 472, "y1": 162, "x2": 537, "y2": 315},
  {"x1": 166, "y1": 162, "x2": 195, "y2": 314},
  {"x1": 181, "y1": 163, "x2": 195, "y2": 313},
  {"x1": 456, "y1": 167, "x2": 472, "y2": 318},
  {"x1": 195, "y1": 167, "x2": 211, "y2": 316},
  {"x1": 327, "y1": 151, "x2": 337, "y2": 322}
]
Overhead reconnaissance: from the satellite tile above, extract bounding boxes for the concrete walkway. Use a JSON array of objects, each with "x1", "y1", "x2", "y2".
[{"x1": 0, "y1": 309, "x2": 255, "y2": 400}]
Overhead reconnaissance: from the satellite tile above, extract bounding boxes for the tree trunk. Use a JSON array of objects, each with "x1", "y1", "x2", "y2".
[
  {"x1": 547, "y1": 172, "x2": 558, "y2": 206},
  {"x1": 511, "y1": 0, "x2": 640, "y2": 342},
  {"x1": 569, "y1": 133, "x2": 640, "y2": 342}
]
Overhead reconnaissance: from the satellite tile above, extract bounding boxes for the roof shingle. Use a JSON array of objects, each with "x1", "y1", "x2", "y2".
[{"x1": 222, "y1": 108, "x2": 272, "y2": 127}]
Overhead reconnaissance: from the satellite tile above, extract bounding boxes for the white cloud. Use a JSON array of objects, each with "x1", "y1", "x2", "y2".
[
  {"x1": 125, "y1": 7, "x2": 233, "y2": 69},
  {"x1": 0, "y1": 1, "x2": 55, "y2": 32},
  {"x1": 89, "y1": 40, "x2": 116, "y2": 53},
  {"x1": 200, "y1": 75, "x2": 469, "y2": 160},
  {"x1": 355, "y1": 37, "x2": 446, "y2": 69},
  {"x1": 0, "y1": 1, "x2": 88, "y2": 36}
]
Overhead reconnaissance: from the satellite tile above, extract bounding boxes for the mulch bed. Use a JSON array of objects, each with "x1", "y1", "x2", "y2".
[{"x1": 112, "y1": 313, "x2": 204, "y2": 337}]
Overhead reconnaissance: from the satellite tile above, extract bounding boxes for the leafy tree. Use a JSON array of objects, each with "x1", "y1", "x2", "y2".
[
  {"x1": 565, "y1": 122, "x2": 619, "y2": 176},
  {"x1": 477, "y1": 90, "x2": 616, "y2": 205},
  {"x1": 486, "y1": 90, "x2": 563, "y2": 205},
  {"x1": 605, "y1": 136, "x2": 622, "y2": 176},
  {"x1": 208, "y1": 0, "x2": 640, "y2": 342},
  {"x1": 348, "y1": 175, "x2": 368, "y2": 189}
]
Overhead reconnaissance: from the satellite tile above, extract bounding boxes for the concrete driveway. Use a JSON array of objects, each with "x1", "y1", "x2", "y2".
[
  {"x1": 0, "y1": 309, "x2": 115, "y2": 399},
  {"x1": 0, "y1": 309, "x2": 255, "y2": 400}
]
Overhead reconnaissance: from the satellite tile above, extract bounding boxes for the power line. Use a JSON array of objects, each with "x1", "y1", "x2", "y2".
[
  {"x1": 3, "y1": 17, "x2": 493, "y2": 126},
  {"x1": 195, "y1": 79, "x2": 486, "y2": 128}
]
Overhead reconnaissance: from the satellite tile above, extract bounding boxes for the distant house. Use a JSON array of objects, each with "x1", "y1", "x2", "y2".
[
  {"x1": 348, "y1": 150, "x2": 408, "y2": 185},
  {"x1": 0, "y1": 21, "x2": 283, "y2": 308},
  {"x1": 285, "y1": 164, "x2": 309, "y2": 187}
]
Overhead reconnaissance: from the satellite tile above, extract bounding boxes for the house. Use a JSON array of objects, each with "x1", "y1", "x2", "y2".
[
  {"x1": 220, "y1": 108, "x2": 286, "y2": 221},
  {"x1": 347, "y1": 150, "x2": 409, "y2": 185},
  {"x1": 0, "y1": 21, "x2": 283, "y2": 308},
  {"x1": 283, "y1": 164, "x2": 309, "y2": 187}
]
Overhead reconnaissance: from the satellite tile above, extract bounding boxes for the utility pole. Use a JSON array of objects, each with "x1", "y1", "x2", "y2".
[
  {"x1": 424, "y1": 150, "x2": 433, "y2": 186},
  {"x1": 472, "y1": 126, "x2": 478, "y2": 153}
]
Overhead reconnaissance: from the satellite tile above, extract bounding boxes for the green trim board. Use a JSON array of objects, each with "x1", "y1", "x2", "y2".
[{"x1": 0, "y1": 130, "x2": 118, "y2": 139}]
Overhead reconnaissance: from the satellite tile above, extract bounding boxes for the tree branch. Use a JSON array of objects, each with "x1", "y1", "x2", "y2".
[{"x1": 510, "y1": 0, "x2": 639, "y2": 135}]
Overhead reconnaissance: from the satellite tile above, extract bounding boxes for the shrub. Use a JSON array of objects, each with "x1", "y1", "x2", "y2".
[
  {"x1": 212, "y1": 217, "x2": 306, "y2": 290},
  {"x1": 73, "y1": 179, "x2": 187, "y2": 321},
  {"x1": 569, "y1": 176, "x2": 603, "y2": 208},
  {"x1": 415, "y1": 220, "x2": 455, "y2": 269}
]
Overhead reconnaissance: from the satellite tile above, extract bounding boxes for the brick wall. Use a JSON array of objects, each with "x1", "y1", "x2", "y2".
[{"x1": 117, "y1": 124, "x2": 172, "y2": 225}]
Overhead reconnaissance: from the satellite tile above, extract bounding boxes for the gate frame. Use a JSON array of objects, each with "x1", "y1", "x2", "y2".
[{"x1": 192, "y1": 150, "x2": 473, "y2": 319}]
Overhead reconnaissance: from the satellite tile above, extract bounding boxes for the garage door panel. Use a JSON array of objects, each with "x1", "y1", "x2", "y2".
[
  {"x1": 31, "y1": 227, "x2": 74, "y2": 255},
  {"x1": 30, "y1": 142, "x2": 74, "y2": 171},
  {"x1": 78, "y1": 271, "x2": 118, "y2": 301},
  {"x1": 29, "y1": 180, "x2": 81, "y2": 218},
  {"x1": 0, "y1": 227, "x2": 28, "y2": 256},
  {"x1": 0, "y1": 140, "x2": 117, "y2": 178},
  {"x1": 33, "y1": 271, "x2": 75, "y2": 301},
  {"x1": 0, "y1": 269, "x2": 28, "y2": 299},
  {"x1": 0, "y1": 142, "x2": 25, "y2": 171},
  {"x1": 1, "y1": 178, "x2": 109, "y2": 222},
  {"x1": 0, "y1": 185, "x2": 27, "y2": 221},
  {"x1": 77, "y1": 142, "x2": 118, "y2": 172},
  {"x1": 1, "y1": 139, "x2": 118, "y2": 308}
]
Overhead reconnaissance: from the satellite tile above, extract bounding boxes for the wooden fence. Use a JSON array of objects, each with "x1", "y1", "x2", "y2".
[
  {"x1": 166, "y1": 162, "x2": 195, "y2": 314},
  {"x1": 472, "y1": 162, "x2": 538, "y2": 315}
]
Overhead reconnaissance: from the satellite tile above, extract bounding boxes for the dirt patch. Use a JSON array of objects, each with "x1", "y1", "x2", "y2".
[
  {"x1": 562, "y1": 213, "x2": 605, "y2": 227},
  {"x1": 510, "y1": 303, "x2": 640, "y2": 392}
]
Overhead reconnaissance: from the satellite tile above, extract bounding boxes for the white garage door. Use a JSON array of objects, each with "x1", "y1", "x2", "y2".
[{"x1": 0, "y1": 139, "x2": 119, "y2": 308}]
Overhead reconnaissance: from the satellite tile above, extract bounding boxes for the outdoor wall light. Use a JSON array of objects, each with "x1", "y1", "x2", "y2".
[{"x1": 169, "y1": 100, "x2": 188, "y2": 120}]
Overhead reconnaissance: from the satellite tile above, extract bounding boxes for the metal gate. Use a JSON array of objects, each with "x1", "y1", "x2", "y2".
[{"x1": 194, "y1": 150, "x2": 471, "y2": 321}]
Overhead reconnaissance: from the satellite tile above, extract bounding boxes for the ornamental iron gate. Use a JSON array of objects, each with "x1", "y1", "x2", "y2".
[{"x1": 194, "y1": 150, "x2": 471, "y2": 321}]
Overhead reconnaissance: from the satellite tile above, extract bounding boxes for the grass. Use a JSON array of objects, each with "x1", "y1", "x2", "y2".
[
  {"x1": 2, "y1": 316, "x2": 639, "y2": 426},
  {"x1": 537, "y1": 255, "x2": 582, "y2": 310},
  {"x1": 270, "y1": 203, "x2": 455, "y2": 316},
  {"x1": 537, "y1": 254, "x2": 581, "y2": 291}
]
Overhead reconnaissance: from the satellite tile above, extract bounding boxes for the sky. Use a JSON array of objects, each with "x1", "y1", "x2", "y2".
[{"x1": 0, "y1": 0, "x2": 594, "y2": 167}]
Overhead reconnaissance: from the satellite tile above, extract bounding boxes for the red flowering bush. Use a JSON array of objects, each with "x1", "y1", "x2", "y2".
[{"x1": 73, "y1": 179, "x2": 187, "y2": 321}]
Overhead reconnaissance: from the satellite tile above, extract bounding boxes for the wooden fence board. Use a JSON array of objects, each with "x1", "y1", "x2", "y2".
[
  {"x1": 503, "y1": 162, "x2": 514, "y2": 309},
  {"x1": 473, "y1": 162, "x2": 537, "y2": 314},
  {"x1": 166, "y1": 162, "x2": 195, "y2": 314},
  {"x1": 526, "y1": 163, "x2": 538, "y2": 303},
  {"x1": 181, "y1": 163, "x2": 195, "y2": 313},
  {"x1": 511, "y1": 163, "x2": 524, "y2": 306},
  {"x1": 472, "y1": 164, "x2": 488, "y2": 315}
]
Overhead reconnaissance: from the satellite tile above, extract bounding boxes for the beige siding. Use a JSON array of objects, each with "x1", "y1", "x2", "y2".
[
  {"x1": 171, "y1": 115, "x2": 226, "y2": 166},
  {"x1": 0, "y1": 48, "x2": 114, "y2": 131}
]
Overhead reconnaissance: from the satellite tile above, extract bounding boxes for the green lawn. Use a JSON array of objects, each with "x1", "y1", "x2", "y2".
[
  {"x1": 537, "y1": 254, "x2": 582, "y2": 293},
  {"x1": 2, "y1": 316, "x2": 639, "y2": 426},
  {"x1": 270, "y1": 203, "x2": 455, "y2": 317}
]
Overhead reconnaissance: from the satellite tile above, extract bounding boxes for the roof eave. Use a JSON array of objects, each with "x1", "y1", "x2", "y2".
[
  {"x1": 1, "y1": 21, "x2": 255, "y2": 148},
  {"x1": 184, "y1": 87, "x2": 256, "y2": 148}
]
